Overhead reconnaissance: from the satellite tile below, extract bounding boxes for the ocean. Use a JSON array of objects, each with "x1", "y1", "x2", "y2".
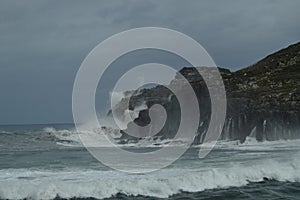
[{"x1": 1, "y1": 124, "x2": 300, "y2": 199}]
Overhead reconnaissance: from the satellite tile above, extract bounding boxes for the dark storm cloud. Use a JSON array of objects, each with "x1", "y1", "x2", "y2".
[{"x1": 0, "y1": 0, "x2": 299, "y2": 124}]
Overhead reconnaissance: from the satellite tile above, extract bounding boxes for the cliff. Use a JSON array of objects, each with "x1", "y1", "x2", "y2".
[{"x1": 111, "y1": 42, "x2": 300, "y2": 143}]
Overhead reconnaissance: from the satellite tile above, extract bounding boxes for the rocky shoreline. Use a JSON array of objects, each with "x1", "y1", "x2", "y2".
[{"x1": 110, "y1": 42, "x2": 300, "y2": 144}]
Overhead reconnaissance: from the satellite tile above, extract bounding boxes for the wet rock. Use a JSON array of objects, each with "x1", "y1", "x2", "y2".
[{"x1": 111, "y1": 42, "x2": 300, "y2": 143}]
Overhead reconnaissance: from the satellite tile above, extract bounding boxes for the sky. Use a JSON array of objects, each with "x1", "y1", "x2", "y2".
[{"x1": 0, "y1": 0, "x2": 299, "y2": 125}]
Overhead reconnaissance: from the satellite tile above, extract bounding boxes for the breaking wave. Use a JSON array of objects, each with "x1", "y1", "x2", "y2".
[{"x1": 0, "y1": 153, "x2": 300, "y2": 199}]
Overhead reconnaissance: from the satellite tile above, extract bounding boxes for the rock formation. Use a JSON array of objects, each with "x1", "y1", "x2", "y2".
[{"x1": 110, "y1": 42, "x2": 300, "y2": 144}]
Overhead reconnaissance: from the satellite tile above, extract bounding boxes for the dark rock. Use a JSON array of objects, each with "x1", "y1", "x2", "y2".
[{"x1": 111, "y1": 42, "x2": 300, "y2": 143}]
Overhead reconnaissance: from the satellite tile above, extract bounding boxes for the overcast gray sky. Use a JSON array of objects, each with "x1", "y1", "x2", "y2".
[{"x1": 0, "y1": 0, "x2": 299, "y2": 125}]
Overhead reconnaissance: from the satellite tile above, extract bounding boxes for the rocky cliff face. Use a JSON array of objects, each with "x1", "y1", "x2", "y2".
[{"x1": 111, "y1": 42, "x2": 300, "y2": 144}]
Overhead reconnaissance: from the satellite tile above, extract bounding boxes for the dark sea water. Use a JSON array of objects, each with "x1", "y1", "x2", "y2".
[{"x1": 0, "y1": 124, "x2": 300, "y2": 200}]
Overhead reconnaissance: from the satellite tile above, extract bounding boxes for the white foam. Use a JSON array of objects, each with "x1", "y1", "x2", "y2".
[
  {"x1": 43, "y1": 126, "x2": 122, "y2": 147},
  {"x1": 0, "y1": 130, "x2": 12, "y2": 134},
  {"x1": 0, "y1": 153, "x2": 300, "y2": 200},
  {"x1": 214, "y1": 138, "x2": 300, "y2": 151},
  {"x1": 45, "y1": 124, "x2": 300, "y2": 150},
  {"x1": 43, "y1": 127, "x2": 82, "y2": 146}
]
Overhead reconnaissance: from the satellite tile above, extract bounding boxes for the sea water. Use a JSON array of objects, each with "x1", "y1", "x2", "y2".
[{"x1": 0, "y1": 124, "x2": 300, "y2": 199}]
